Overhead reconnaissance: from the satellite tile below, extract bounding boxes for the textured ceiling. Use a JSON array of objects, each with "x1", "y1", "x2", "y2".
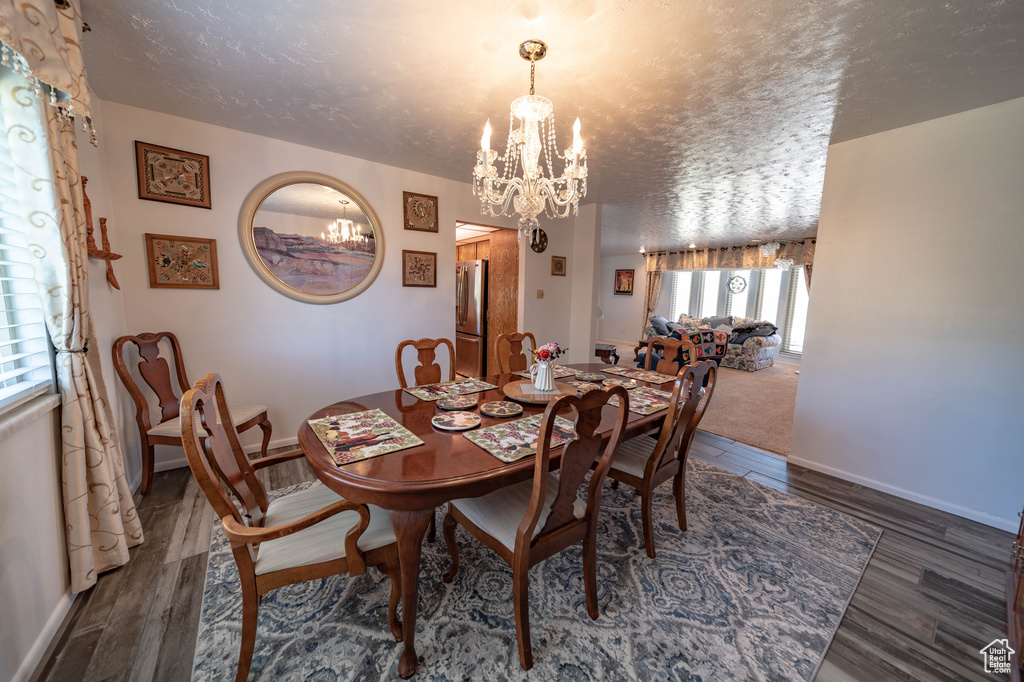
[
  {"x1": 258, "y1": 182, "x2": 369, "y2": 222},
  {"x1": 81, "y1": 0, "x2": 1024, "y2": 255}
]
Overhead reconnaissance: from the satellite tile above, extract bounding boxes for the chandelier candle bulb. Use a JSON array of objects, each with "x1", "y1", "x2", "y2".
[{"x1": 481, "y1": 120, "x2": 491, "y2": 155}]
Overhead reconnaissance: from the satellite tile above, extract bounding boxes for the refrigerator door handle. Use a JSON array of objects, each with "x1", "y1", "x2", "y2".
[{"x1": 459, "y1": 268, "x2": 470, "y2": 327}]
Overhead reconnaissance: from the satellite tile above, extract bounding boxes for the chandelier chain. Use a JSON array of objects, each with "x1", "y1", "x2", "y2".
[{"x1": 530, "y1": 58, "x2": 536, "y2": 95}]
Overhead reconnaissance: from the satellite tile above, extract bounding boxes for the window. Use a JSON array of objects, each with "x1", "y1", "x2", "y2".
[
  {"x1": 668, "y1": 271, "x2": 693, "y2": 321},
  {"x1": 782, "y1": 267, "x2": 809, "y2": 353},
  {"x1": 662, "y1": 265, "x2": 810, "y2": 356},
  {"x1": 698, "y1": 270, "x2": 721, "y2": 318},
  {"x1": 0, "y1": 85, "x2": 54, "y2": 412},
  {"x1": 725, "y1": 269, "x2": 750, "y2": 318},
  {"x1": 756, "y1": 268, "x2": 782, "y2": 325}
]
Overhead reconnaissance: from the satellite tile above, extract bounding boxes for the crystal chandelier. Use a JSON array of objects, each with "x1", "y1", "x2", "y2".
[
  {"x1": 323, "y1": 200, "x2": 355, "y2": 244},
  {"x1": 473, "y1": 39, "x2": 588, "y2": 242},
  {"x1": 774, "y1": 256, "x2": 794, "y2": 270}
]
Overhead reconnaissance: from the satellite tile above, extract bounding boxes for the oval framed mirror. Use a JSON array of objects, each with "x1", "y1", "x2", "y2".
[{"x1": 238, "y1": 171, "x2": 385, "y2": 304}]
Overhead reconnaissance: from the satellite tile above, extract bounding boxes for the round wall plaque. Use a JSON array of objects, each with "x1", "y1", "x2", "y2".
[
  {"x1": 530, "y1": 228, "x2": 548, "y2": 253},
  {"x1": 728, "y1": 275, "x2": 747, "y2": 294}
]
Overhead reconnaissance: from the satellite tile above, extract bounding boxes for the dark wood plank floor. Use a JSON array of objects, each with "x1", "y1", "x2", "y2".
[{"x1": 33, "y1": 433, "x2": 1012, "y2": 681}]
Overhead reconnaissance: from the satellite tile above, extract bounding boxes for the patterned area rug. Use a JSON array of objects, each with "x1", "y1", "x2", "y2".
[{"x1": 192, "y1": 460, "x2": 880, "y2": 681}]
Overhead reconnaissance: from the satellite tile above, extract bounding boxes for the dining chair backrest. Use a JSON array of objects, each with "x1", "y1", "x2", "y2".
[
  {"x1": 180, "y1": 373, "x2": 269, "y2": 567},
  {"x1": 518, "y1": 385, "x2": 630, "y2": 548},
  {"x1": 643, "y1": 336, "x2": 698, "y2": 376},
  {"x1": 113, "y1": 331, "x2": 191, "y2": 432},
  {"x1": 495, "y1": 332, "x2": 538, "y2": 374},
  {"x1": 647, "y1": 360, "x2": 717, "y2": 475},
  {"x1": 395, "y1": 337, "x2": 456, "y2": 388}
]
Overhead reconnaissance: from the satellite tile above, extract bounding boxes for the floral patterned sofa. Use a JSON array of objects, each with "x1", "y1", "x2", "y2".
[{"x1": 641, "y1": 314, "x2": 781, "y2": 372}]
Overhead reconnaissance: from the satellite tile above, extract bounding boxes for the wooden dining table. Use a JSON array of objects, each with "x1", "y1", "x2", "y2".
[{"x1": 297, "y1": 362, "x2": 674, "y2": 678}]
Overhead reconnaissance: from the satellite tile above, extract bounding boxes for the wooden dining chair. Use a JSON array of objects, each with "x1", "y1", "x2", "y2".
[
  {"x1": 112, "y1": 331, "x2": 272, "y2": 494},
  {"x1": 395, "y1": 337, "x2": 456, "y2": 387},
  {"x1": 495, "y1": 331, "x2": 537, "y2": 374},
  {"x1": 642, "y1": 335, "x2": 698, "y2": 376},
  {"x1": 601, "y1": 360, "x2": 717, "y2": 558},
  {"x1": 441, "y1": 385, "x2": 630, "y2": 670},
  {"x1": 181, "y1": 373, "x2": 403, "y2": 682}
]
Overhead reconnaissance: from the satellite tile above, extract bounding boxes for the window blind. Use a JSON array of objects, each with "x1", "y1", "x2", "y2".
[{"x1": 0, "y1": 103, "x2": 54, "y2": 411}]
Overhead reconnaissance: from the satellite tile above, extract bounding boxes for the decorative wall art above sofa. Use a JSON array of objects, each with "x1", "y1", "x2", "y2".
[
  {"x1": 134, "y1": 141, "x2": 212, "y2": 209},
  {"x1": 238, "y1": 172, "x2": 384, "y2": 304}
]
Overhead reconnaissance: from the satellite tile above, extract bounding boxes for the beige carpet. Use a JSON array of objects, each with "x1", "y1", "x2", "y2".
[{"x1": 698, "y1": 364, "x2": 799, "y2": 456}]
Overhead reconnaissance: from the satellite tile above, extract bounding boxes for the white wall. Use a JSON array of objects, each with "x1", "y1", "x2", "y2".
[
  {"x1": 597, "y1": 254, "x2": 646, "y2": 343},
  {"x1": 791, "y1": 96, "x2": 1024, "y2": 531},
  {"x1": 567, "y1": 204, "x2": 601, "y2": 364},
  {"x1": 521, "y1": 219, "x2": 575, "y2": 353},
  {"x1": 99, "y1": 102, "x2": 526, "y2": 474}
]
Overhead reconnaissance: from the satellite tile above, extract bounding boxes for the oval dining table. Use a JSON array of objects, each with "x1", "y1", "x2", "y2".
[{"x1": 297, "y1": 362, "x2": 675, "y2": 678}]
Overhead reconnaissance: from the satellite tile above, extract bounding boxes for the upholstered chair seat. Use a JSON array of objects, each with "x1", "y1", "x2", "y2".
[
  {"x1": 451, "y1": 473, "x2": 586, "y2": 552},
  {"x1": 146, "y1": 404, "x2": 266, "y2": 438},
  {"x1": 604, "y1": 435, "x2": 660, "y2": 479},
  {"x1": 255, "y1": 484, "x2": 397, "y2": 576}
]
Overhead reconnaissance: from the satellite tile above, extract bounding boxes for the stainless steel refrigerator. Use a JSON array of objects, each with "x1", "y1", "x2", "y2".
[{"x1": 455, "y1": 259, "x2": 487, "y2": 377}]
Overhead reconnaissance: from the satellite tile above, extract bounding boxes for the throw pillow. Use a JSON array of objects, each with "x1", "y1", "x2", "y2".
[
  {"x1": 648, "y1": 315, "x2": 671, "y2": 336},
  {"x1": 707, "y1": 315, "x2": 734, "y2": 329},
  {"x1": 675, "y1": 314, "x2": 701, "y2": 329},
  {"x1": 715, "y1": 323, "x2": 733, "y2": 336}
]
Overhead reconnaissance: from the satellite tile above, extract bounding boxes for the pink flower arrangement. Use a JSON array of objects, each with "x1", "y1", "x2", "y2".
[{"x1": 531, "y1": 342, "x2": 568, "y2": 361}]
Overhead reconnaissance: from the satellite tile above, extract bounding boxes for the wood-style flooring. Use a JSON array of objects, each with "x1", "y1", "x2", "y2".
[{"x1": 32, "y1": 432, "x2": 1011, "y2": 682}]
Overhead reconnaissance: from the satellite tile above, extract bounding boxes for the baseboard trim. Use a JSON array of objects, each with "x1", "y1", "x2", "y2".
[
  {"x1": 788, "y1": 455, "x2": 1017, "y2": 532},
  {"x1": 16, "y1": 590, "x2": 75, "y2": 682},
  {"x1": 153, "y1": 436, "x2": 300, "y2": 472}
]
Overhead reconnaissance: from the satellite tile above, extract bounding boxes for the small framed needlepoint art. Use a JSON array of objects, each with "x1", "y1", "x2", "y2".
[
  {"x1": 614, "y1": 268, "x2": 634, "y2": 295},
  {"x1": 145, "y1": 233, "x2": 219, "y2": 289},
  {"x1": 402, "y1": 250, "x2": 437, "y2": 287},
  {"x1": 135, "y1": 141, "x2": 212, "y2": 209},
  {"x1": 402, "y1": 191, "x2": 438, "y2": 232},
  {"x1": 551, "y1": 256, "x2": 566, "y2": 276}
]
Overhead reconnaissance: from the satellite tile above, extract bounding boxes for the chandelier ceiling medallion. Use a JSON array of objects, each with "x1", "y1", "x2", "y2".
[{"x1": 473, "y1": 39, "x2": 588, "y2": 244}]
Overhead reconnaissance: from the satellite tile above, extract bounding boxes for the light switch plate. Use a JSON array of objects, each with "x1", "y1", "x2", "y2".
[{"x1": 536, "y1": 289, "x2": 544, "y2": 299}]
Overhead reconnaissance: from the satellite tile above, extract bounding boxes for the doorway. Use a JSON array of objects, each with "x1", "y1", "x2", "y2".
[{"x1": 455, "y1": 222, "x2": 519, "y2": 376}]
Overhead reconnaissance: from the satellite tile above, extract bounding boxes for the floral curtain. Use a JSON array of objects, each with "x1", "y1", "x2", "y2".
[
  {"x1": 1, "y1": 56, "x2": 141, "y2": 592},
  {"x1": 0, "y1": 0, "x2": 94, "y2": 141},
  {"x1": 645, "y1": 239, "x2": 816, "y2": 273},
  {"x1": 642, "y1": 270, "x2": 663, "y2": 338}
]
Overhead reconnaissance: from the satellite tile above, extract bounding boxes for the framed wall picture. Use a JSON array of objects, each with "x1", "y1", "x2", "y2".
[
  {"x1": 614, "y1": 268, "x2": 634, "y2": 296},
  {"x1": 403, "y1": 191, "x2": 439, "y2": 232},
  {"x1": 551, "y1": 255, "x2": 566, "y2": 276},
  {"x1": 135, "y1": 141, "x2": 212, "y2": 209},
  {"x1": 145, "y1": 233, "x2": 219, "y2": 289},
  {"x1": 402, "y1": 250, "x2": 437, "y2": 287},
  {"x1": 238, "y1": 172, "x2": 385, "y2": 304}
]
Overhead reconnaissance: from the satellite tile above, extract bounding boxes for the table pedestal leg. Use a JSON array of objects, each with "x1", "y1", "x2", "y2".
[{"x1": 389, "y1": 508, "x2": 434, "y2": 678}]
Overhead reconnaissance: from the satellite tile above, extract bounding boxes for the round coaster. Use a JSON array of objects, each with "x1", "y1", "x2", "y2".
[
  {"x1": 603, "y1": 377, "x2": 637, "y2": 390},
  {"x1": 479, "y1": 400, "x2": 524, "y2": 418},
  {"x1": 437, "y1": 394, "x2": 478, "y2": 411},
  {"x1": 431, "y1": 411, "x2": 481, "y2": 431},
  {"x1": 575, "y1": 372, "x2": 606, "y2": 382}
]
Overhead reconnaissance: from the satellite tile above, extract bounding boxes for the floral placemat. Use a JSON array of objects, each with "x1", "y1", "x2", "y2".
[
  {"x1": 563, "y1": 379, "x2": 602, "y2": 396},
  {"x1": 402, "y1": 378, "x2": 499, "y2": 401},
  {"x1": 308, "y1": 409, "x2": 423, "y2": 466},
  {"x1": 558, "y1": 382, "x2": 671, "y2": 415},
  {"x1": 609, "y1": 386, "x2": 674, "y2": 415},
  {"x1": 512, "y1": 365, "x2": 579, "y2": 380},
  {"x1": 464, "y1": 413, "x2": 577, "y2": 463},
  {"x1": 601, "y1": 366, "x2": 677, "y2": 385}
]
